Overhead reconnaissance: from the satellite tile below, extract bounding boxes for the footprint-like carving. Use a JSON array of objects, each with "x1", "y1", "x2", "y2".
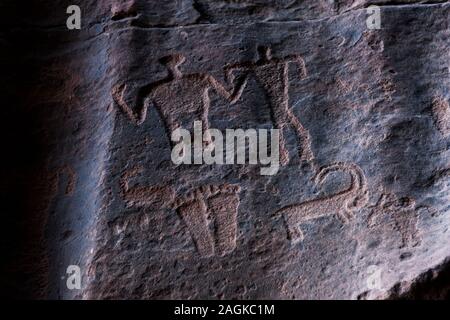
[
  {"x1": 276, "y1": 162, "x2": 368, "y2": 243},
  {"x1": 119, "y1": 170, "x2": 241, "y2": 257},
  {"x1": 172, "y1": 184, "x2": 241, "y2": 257}
]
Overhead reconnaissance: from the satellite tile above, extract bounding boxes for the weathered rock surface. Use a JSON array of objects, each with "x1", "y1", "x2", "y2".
[{"x1": 1, "y1": 0, "x2": 449, "y2": 299}]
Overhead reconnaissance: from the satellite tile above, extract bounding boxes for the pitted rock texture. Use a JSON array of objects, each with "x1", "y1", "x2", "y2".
[{"x1": 1, "y1": 0, "x2": 450, "y2": 299}]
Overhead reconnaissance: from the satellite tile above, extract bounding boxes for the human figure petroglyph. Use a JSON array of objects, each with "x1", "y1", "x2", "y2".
[
  {"x1": 367, "y1": 192, "x2": 422, "y2": 248},
  {"x1": 225, "y1": 46, "x2": 313, "y2": 166},
  {"x1": 119, "y1": 170, "x2": 240, "y2": 257},
  {"x1": 276, "y1": 162, "x2": 368, "y2": 243},
  {"x1": 112, "y1": 54, "x2": 248, "y2": 146}
]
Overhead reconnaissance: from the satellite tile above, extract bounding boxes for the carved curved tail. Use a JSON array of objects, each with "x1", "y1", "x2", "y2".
[{"x1": 314, "y1": 162, "x2": 367, "y2": 197}]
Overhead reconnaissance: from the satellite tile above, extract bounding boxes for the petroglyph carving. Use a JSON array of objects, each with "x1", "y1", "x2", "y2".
[
  {"x1": 276, "y1": 162, "x2": 368, "y2": 243},
  {"x1": 431, "y1": 96, "x2": 450, "y2": 136},
  {"x1": 173, "y1": 184, "x2": 241, "y2": 257},
  {"x1": 176, "y1": 198, "x2": 213, "y2": 257},
  {"x1": 119, "y1": 171, "x2": 240, "y2": 257},
  {"x1": 112, "y1": 54, "x2": 248, "y2": 145},
  {"x1": 120, "y1": 166, "x2": 175, "y2": 208},
  {"x1": 367, "y1": 192, "x2": 422, "y2": 248},
  {"x1": 225, "y1": 46, "x2": 313, "y2": 166}
]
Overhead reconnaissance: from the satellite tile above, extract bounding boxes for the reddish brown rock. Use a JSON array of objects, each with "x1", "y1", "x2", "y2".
[{"x1": 1, "y1": 0, "x2": 450, "y2": 299}]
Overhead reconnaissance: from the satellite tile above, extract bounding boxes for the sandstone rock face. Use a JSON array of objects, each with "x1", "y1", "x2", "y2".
[{"x1": 1, "y1": 0, "x2": 449, "y2": 299}]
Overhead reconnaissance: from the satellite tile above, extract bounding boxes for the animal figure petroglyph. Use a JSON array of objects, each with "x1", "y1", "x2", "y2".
[
  {"x1": 120, "y1": 166, "x2": 175, "y2": 208},
  {"x1": 112, "y1": 54, "x2": 248, "y2": 146},
  {"x1": 276, "y1": 162, "x2": 368, "y2": 243},
  {"x1": 120, "y1": 167, "x2": 240, "y2": 257},
  {"x1": 225, "y1": 46, "x2": 313, "y2": 166}
]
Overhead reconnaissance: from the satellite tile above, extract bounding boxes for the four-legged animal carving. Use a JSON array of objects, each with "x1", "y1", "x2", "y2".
[{"x1": 276, "y1": 162, "x2": 368, "y2": 243}]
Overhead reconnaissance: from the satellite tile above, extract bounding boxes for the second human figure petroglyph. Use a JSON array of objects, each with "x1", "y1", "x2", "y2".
[{"x1": 225, "y1": 46, "x2": 314, "y2": 166}]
